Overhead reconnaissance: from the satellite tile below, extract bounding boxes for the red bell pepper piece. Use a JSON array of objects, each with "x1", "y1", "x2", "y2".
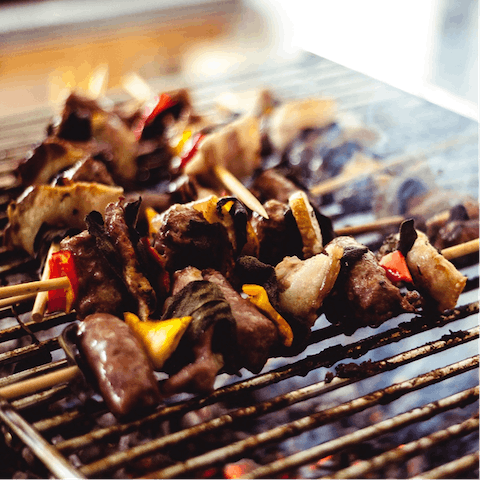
[
  {"x1": 133, "y1": 93, "x2": 178, "y2": 140},
  {"x1": 141, "y1": 237, "x2": 171, "y2": 295},
  {"x1": 144, "y1": 93, "x2": 177, "y2": 126},
  {"x1": 379, "y1": 250, "x2": 413, "y2": 283},
  {"x1": 179, "y1": 133, "x2": 205, "y2": 169},
  {"x1": 47, "y1": 250, "x2": 79, "y2": 313}
]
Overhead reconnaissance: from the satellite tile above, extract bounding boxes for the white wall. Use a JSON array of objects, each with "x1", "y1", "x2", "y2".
[{"x1": 266, "y1": 0, "x2": 478, "y2": 120}]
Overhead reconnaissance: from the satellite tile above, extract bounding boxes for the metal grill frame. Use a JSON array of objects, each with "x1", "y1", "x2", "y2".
[{"x1": 0, "y1": 53, "x2": 478, "y2": 479}]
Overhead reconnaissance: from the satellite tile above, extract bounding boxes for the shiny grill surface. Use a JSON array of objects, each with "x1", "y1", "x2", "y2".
[{"x1": 0, "y1": 53, "x2": 478, "y2": 479}]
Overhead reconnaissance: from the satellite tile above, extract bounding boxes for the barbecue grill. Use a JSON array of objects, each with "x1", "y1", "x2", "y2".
[{"x1": 0, "y1": 53, "x2": 478, "y2": 479}]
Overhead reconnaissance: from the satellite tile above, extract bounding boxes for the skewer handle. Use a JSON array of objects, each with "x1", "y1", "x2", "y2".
[
  {"x1": 0, "y1": 277, "x2": 70, "y2": 301},
  {"x1": 441, "y1": 238, "x2": 479, "y2": 260},
  {"x1": 335, "y1": 215, "x2": 404, "y2": 236},
  {"x1": 32, "y1": 242, "x2": 60, "y2": 322},
  {"x1": 0, "y1": 365, "x2": 80, "y2": 400},
  {"x1": 0, "y1": 293, "x2": 37, "y2": 310}
]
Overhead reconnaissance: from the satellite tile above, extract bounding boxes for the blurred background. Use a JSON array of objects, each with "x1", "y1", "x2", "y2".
[{"x1": 0, "y1": 0, "x2": 477, "y2": 119}]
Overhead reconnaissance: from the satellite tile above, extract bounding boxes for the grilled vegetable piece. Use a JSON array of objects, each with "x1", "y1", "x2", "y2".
[
  {"x1": 242, "y1": 284, "x2": 293, "y2": 347},
  {"x1": 322, "y1": 236, "x2": 418, "y2": 334},
  {"x1": 160, "y1": 278, "x2": 238, "y2": 395},
  {"x1": 77, "y1": 313, "x2": 161, "y2": 419},
  {"x1": 5, "y1": 182, "x2": 123, "y2": 256},
  {"x1": 275, "y1": 242, "x2": 344, "y2": 329},
  {"x1": 46, "y1": 250, "x2": 79, "y2": 314},
  {"x1": 288, "y1": 190, "x2": 323, "y2": 258},
  {"x1": 124, "y1": 312, "x2": 192, "y2": 370}
]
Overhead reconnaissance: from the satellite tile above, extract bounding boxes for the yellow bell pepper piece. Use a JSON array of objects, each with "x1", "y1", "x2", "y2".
[
  {"x1": 124, "y1": 312, "x2": 192, "y2": 370},
  {"x1": 172, "y1": 129, "x2": 192, "y2": 156},
  {"x1": 242, "y1": 284, "x2": 293, "y2": 347}
]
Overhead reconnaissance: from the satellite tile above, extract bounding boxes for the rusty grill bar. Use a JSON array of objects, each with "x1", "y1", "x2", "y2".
[{"x1": 0, "y1": 54, "x2": 478, "y2": 478}]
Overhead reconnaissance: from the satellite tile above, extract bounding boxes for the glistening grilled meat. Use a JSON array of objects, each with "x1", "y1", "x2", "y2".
[{"x1": 322, "y1": 236, "x2": 418, "y2": 334}]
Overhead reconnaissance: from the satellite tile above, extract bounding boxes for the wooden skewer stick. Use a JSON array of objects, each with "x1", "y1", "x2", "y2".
[
  {"x1": 0, "y1": 365, "x2": 80, "y2": 400},
  {"x1": 121, "y1": 73, "x2": 270, "y2": 220},
  {"x1": 31, "y1": 242, "x2": 60, "y2": 322},
  {"x1": 335, "y1": 215, "x2": 404, "y2": 236},
  {"x1": 0, "y1": 277, "x2": 70, "y2": 301},
  {"x1": 441, "y1": 238, "x2": 479, "y2": 260},
  {"x1": 213, "y1": 165, "x2": 269, "y2": 219},
  {"x1": 0, "y1": 293, "x2": 37, "y2": 310}
]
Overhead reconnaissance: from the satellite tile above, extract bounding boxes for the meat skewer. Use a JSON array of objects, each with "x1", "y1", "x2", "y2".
[{"x1": 122, "y1": 73, "x2": 269, "y2": 218}]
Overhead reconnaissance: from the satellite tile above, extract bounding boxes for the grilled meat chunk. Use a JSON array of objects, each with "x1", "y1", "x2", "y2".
[
  {"x1": 153, "y1": 203, "x2": 236, "y2": 279},
  {"x1": 203, "y1": 269, "x2": 279, "y2": 374},
  {"x1": 60, "y1": 231, "x2": 130, "y2": 319},
  {"x1": 322, "y1": 236, "x2": 417, "y2": 333},
  {"x1": 251, "y1": 199, "x2": 303, "y2": 266},
  {"x1": 78, "y1": 313, "x2": 161, "y2": 419}
]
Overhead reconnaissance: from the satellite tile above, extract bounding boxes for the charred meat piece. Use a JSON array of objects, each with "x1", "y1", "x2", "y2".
[
  {"x1": 427, "y1": 204, "x2": 479, "y2": 251},
  {"x1": 322, "y1": 236, "x2": 417, "y2": 334},
  {"x1": 160, "y1": 278, "x2": 238, "y2": 395},
  {"x1": 251, "y1": 169, "x2": 302, "y2": 205},
  {"x1": 85, "y1": 199, "x2": 157, "y2": 321},
  {"x1": 251, "y1": 199, "x2": 303, "y2": 266},
  {"x1": 78, "y1": 313, "x2": 161, "y2": 419},
  {"x1": 275, "y1": 242, "x2": 343, "y2": 329},
  {"x1": 60, "y1": 231, "x2": 131, "y2": 319},
  {"x1": 153, "y1": 203, "x2": 236, "y2": 279},
  {"x1": 5, "y1": 182, "x2": 123, "y2": 256},
  {"x1": 203, "y1": 269, "x2": 279, "y2": 374}
]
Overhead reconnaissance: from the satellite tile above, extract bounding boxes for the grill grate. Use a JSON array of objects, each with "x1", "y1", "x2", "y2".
[{"x1": 0, "y1": 53, "x2": 478, "y2": 479}]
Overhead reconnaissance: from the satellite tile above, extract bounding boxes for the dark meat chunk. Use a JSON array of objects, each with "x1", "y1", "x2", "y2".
[
  {"x1": 251, "y1": 169, "x2": 300, "y2": 204},
  {"x1": 60, "y1": 231, "x2": 131, "y2": 319},
  {"x1": 161, "y1": 279, "x2": 238, "y2": 395},
  {"x1": 251, "y1": 199, "x2": 303, "y2": 266},
  {"x1": 102, "y1": 200, "x2": 156, "y2": 320},
  {"x1": 203, "y1": 269, "x2": 279, "y2": 374},
  {"x1": 322, "y1": 236, "x2": 417, "y2": 334},
  {"x1": 153, "y1": 203, "x2": 236, "y2": 279},
  {"x1": 78, "y1": 313, "x2": 161, "y2": 419}
]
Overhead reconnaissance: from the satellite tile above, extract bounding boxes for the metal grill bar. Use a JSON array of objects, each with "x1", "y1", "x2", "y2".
[
  {"x1": 0, "y1": 53, "x2": 477, "y2": 478},
  {"x1": 147, "y1": 357, "x2": 478, "y2": 479},
  {"x1": 411, "y1": 451, "x2": 480, "y2": 479},
  {"x1": 327, "y1": 415, "x2": 479, "y2": 479},
  {"x1": 46, "y1": 308, "x2": 478, "y2": 456},
  {"x1": 96, "y1": 356, "x2": 478, "y2": 479},
  {"x1": 245, "y1": 386, "x2": 479, "y2": 479},
  {"x1": 0, "y1": 397, "x2": 84, "y2": 478}
]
